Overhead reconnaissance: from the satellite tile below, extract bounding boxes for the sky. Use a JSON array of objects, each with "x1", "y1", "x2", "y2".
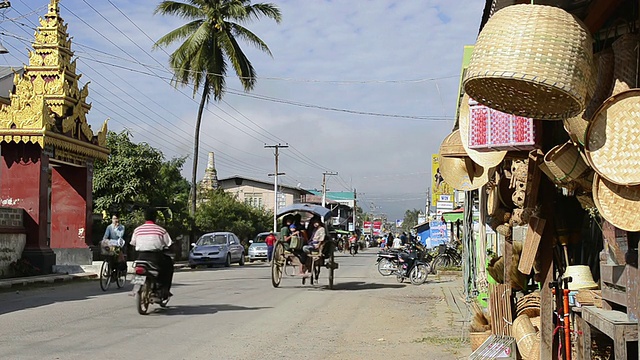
[{"x1": 0, "y1": 0, "x2": 485, "y2": 220}]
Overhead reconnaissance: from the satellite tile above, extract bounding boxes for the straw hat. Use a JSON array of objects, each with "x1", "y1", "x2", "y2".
[
  {"x1": 438, "y1": 131, "x2": 494, "y2": 191},
  {"x1": 585, "y1": 89, "x2": 640, "y2": 186},
  {"x1": 592, "y1": 174, "x2": 640, "y2": 231},
  {"x1": 439, "y1": 129, "x2": 467, "y2": 158},
  {"x1": 562, "y1": 265, "x2": 598, "y2": 291},
  {"x1": 463, "y1": 4, "x2": 594, "y2": 120},
  {"x1": 459, "y1": 93, "x2": 507, "y2": 168}
]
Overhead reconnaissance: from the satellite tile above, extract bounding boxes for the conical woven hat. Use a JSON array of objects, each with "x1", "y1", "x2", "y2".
[
  {"x1": 586, "y1": 89, "x2": 640, "y2": 185},
  {"x1": 562, "y1": 265, "x2": 598, "y2": 291},
  {"x1": 459, "y1": 93, "x2": 507, "y2": 168},
  {"x1": 439, "y1": 129, "x2": 467, "y2": 158},
  {"x1": 438, "y1": 131, "x2": 493, "y2": 191},
  {"x1": 592, "y1": 174, "x2": 640, "y2": 231}
]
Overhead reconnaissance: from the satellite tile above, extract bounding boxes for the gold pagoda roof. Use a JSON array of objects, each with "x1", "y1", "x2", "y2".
[{"x1": 0, "y1": 0, "x2": 108, "y2": 163}]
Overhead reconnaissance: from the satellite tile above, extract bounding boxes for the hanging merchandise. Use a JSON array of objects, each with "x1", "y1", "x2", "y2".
[
  {"x1": 438, "y1": 131, "x2": 494, "y2": 191},
  {"x1": 459, "y1": 93, "x2": 507, "y2": 167},
  {"x1": 543, "y1": 142, "x2": 589, "y2": 183},
  {"x1": 562, "y1": 265, "x2": 599, "y2": 291},
  {"x1": 467, "y1": 97, "x2": 538, "y2": 152},
  {"x1": 610, "y1": 33, "x2": 640, "y2": 96},
  {"x1": 592, "y1": 174, "x2": 640, "y2": 232},
  {"x1": 463, "y1": 4, "x2": 594, "y2": 120},
  {"x1": 585, "y1": 89, "x2": 640, "y2": 186}
]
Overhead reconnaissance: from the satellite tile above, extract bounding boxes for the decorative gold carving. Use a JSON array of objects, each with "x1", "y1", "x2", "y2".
[{"x1": 97, "y1": 119, "x2": 108, "y2": 147}]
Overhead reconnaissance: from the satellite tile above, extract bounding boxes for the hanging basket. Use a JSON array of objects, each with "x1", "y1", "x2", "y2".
[
  {"x1": 586, "y1": 89, "x2": 640, "y2": 186},
  {"x1": 611, "y1": 33, "x2": 640, "y2": 96},
  {"x1": 463, "y1": 4, "x2": 594, "y2": 120},
  {"x1": 593, "y1": 174, "x2": 640, "y2": 232},
  {"x1": 543, "y1": 141, "x2": 589, "y2": 183}
]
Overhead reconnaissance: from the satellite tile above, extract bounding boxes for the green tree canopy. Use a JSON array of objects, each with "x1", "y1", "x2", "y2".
[
  {"x1": 92, "y1": 130, "x2": 191, "y2": 238},
  {"x1": 195, "y1": 189, "x2": 272, "y2": 242},
  {"x1": 402, "y1": 208, "x2": 422, "y2": 232}
]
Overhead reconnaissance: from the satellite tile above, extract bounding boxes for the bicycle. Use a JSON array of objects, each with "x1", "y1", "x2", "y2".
[{"x1": 100, "y1": 242, "x2": 127, "y2": 291}]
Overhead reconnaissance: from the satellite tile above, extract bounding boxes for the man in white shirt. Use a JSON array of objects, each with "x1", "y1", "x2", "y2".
[{"x1": 131, "y1": 207, "x2": 174, "y2": 297}]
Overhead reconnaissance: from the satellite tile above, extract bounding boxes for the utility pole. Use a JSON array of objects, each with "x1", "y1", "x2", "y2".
[
  {"x1": 265, "y1": 144, "x2": 288, "y2": 233},
  {"x1": 321, "y1": 171, "x2": 338, "y2": 207},
  {"x1": 426, "y1": 186, "x2": 431, "y2": 218},
  {"x1": 352, "y1": 188, "x2": 357, "y2": 233}
]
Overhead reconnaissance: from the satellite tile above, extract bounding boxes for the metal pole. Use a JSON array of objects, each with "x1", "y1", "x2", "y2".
[
  {"x1": 353, "y1": 188, "x2": 357, "y2": 232},
  {"x1": 321, "y1": 171, "x2": 338, "y2": 208},
  {"x1": 265, "y1": 144, "x2": 288, "y2": 233}
]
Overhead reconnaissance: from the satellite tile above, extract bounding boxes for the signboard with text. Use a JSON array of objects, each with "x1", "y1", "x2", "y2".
[
  {"x1": 432, "y1": 154, "x2": 454, "y2": 207},
  {"x1": 428, "y1": 220, "x2": 449, "y2": 248}
]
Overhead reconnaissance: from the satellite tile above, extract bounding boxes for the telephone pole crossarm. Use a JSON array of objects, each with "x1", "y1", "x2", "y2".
[
  {"x1": 265, "y1": 144, "x2": 289, "y2": 233},
  {"x1": 321, "y1": 171, "x2": 338, "y2": 208}
]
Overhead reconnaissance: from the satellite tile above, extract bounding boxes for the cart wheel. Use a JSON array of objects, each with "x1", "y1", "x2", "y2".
[
  {"x1": 328, "y1": 245, "x2": 335, "y2": 289},
  {"x1": 271, "y1": 242, "x2": 284, "y2": 288}
]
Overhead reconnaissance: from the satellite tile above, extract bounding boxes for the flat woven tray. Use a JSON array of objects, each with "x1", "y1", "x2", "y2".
[
  {"x1": 593, "y1": 174, "x2": 640, "y2": 232},
  {"x1": 586, "y1": 89, "x2": 640, "y2": 185}
]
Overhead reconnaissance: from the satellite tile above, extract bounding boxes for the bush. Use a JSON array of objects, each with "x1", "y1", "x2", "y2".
[{"x1": 10, "y1": 258, "x2": 41, "y2": 277}]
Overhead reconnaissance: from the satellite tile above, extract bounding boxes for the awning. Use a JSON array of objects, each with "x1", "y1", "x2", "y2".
[{"x1": 442, "y1": 209, "x2": 464, "y2": 222}]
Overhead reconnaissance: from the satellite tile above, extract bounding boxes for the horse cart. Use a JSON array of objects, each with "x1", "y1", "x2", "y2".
[{"x1": 271, "y1": 204, "x2": 338, "y2": 289}]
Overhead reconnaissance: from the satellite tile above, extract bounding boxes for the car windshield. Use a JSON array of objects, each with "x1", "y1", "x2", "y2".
[
  {"x1": 254, "y1": 234, "x2": 268, "y2": 243},
  {"x1": 197, "y1": 234, "x2": 227, "y2": 246}
]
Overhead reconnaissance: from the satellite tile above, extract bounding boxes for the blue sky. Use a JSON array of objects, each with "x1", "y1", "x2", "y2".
[{"x1": 0, "y1": 0, "x2": 485, "y2": 220}]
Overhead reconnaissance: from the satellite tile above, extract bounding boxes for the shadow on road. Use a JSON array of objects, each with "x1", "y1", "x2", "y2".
[
  {"x1": 327, "y1": 281, "x2": 407, "y2": 291},
  {"x1": 157, "y1": 303, "x2": 270, "y2": 316}
]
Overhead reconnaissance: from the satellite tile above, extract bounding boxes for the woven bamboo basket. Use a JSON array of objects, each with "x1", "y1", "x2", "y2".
[
  {"x1": 584, "y1": 49, "x2": 615, "y2": 120},
  {"x1": 526, "y1": 333, "x2": 541, "y2": 360},
  {"x1": 513, "y1": 314, "x2": 538, "y2": 358},
  {"x1": 586, "y1": 89, "x2": 640, "y2": 185},
  {"x1": 593, "y1": 174, "x2": 640, "y2": 231},
  {"x1": 438, "y1": 132, "x2": 494, "y2": 191},
  {"x1": 470, "y1": 330, "x2": 492, "y2": 351},
  {"x1": 487, "y1": 182, "x2": 500, "y2": 216},
  {"x1": 543, "y1": 142, "x2": 589, "y2": 183},
  {"x1": 463, "y1": 4, "x2": 594, "y2": 120},
  {"x1": 611, "y1": 33, "x2": 640, "y2": 96},
  {"x1": 459, "y1": 93, "x2": 507, "y2": 167}
]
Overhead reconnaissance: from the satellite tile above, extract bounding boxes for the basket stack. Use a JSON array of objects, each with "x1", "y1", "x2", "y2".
[
  {"x1": 463, "y1": 4, "x2": 594, "y2": 120},
  {"x1": 516, "y1": 292, "x2": 541, "y2": 318}
]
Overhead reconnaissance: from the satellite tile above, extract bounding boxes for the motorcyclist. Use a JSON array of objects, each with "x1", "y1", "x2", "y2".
[{"x1": 130, "y1": 207, "x2": 174, "y2": 297}]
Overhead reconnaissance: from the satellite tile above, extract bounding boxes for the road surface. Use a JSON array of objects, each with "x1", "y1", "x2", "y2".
[{"x1": 0, "y1": 250, "x2": 471, "y2": 359}]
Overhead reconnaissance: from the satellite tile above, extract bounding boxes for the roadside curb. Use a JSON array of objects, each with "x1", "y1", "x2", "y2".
[{"x1": 0, "y1": 273, "x2": 98, "y2": 290}]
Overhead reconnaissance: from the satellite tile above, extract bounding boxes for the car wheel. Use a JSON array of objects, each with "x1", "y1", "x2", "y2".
[
  {"x1": 190, "y1": 265, "x2": 196, "y2": 269},
  {"x1": 249, "y1": 259, "x2": 254, "y2": 263},
  {"x1": 224, "y1": 254, "x2": 231, "y2": 267},
  {"x1": 239, "y1": 253, "x2": 245, "y2": 266}
]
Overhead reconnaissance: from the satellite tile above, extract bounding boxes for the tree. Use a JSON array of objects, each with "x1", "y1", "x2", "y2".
[
  {"x1": 195, "y1": 189, "x2": 272, "y2": 242},
  {"x1": 153, "y1": 0, "x2": 282, "y2": 219},
  {"x1": 93, "y1": 130, "x2": 191, "y2": 240},
  {"x1": 402, "y1": 208, "x2": 422, "y2": 232}
]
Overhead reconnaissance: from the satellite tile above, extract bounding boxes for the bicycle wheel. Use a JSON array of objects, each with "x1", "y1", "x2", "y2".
[
  {"x1": 99, "y1": 260, "x2": 111, "y2": 291},
  {"x1": 116, "y1": 268, "x2": 126, "y2": 288}
]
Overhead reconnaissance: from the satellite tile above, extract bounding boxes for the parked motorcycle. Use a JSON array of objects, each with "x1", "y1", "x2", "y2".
[
  {"x1": 376, "y1": 249, "x2": 400, "y2": 276},
  {"x1": 131, "y1": 260, "x2": 170, "y2": 315},
  {"x1": 396, "y1": 250, "x2": 431, "y2": 285}
]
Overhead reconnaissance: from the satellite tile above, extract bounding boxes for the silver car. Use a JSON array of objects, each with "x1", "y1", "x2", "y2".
[
  {"x1": 189, "y1": 232, "x2": 245, "y2": 268},
  {"x1": 248, "y1": 232, "x2": 270, "y2": 262}
]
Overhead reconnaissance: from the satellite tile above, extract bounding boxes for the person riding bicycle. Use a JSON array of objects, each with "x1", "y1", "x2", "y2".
[
  {"x1": 130, "y1": 207, "x2": 174, "y2": 297},
  {"x1": 102, "y1": 214, "x2": 126, "y2": 272}
]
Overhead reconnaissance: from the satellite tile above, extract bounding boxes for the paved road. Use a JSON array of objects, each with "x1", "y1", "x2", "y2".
[{"x1": 0, "y1": 250, "x2": 471, "y2": 360}]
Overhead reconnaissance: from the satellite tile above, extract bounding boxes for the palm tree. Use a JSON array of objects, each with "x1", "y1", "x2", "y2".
[{"x1": 153, "y1": 0, "x2": 282, "y2": 218}]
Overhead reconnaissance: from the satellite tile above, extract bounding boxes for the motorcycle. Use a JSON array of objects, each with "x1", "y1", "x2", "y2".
[
  {"x1": 349, "y1": 241, "x2": 358, "y2": 256},
  {"x1": 131, "y1": 260, "x2": 170, "y2": 314},
  {"x1": 376, "y1": 249, "x2": 400, "y2": 276},
  {"x1": 395, "y1": 250, "x2": 431, "y2": 285}
]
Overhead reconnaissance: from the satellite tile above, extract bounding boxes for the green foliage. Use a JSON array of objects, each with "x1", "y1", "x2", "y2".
[
  {"x1": 402, "y1": 208, "x2": 422, "y2": 232},
  {"x1": 92, "y1": 130, "x2": 191, "y2": 240},
  {"x1": 195, "y1": 189, "x2": 272, "y2": 242}
]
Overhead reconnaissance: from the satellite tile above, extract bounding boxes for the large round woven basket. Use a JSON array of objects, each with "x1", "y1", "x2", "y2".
[
  {"x1": 584, "y1": 49, "x2": 614, "y2": 120},
  {"x1": 585, "y1": 89, "x2": 640, "y2": 185},
  {"x1": 513, "y1": 314, "x2": 538, "y2": 359},
  {"x1": 459, "y1": 93, "x2": 507, "y2": 168},
  {"x1": 470, "y1": 330, "x2": 492, "y2": 352},
  {"x1": 543, "y1": 141, "x2": 589, "y2": 183},
  {"x1": 593, "y1": 174, "x2": 640, "y2": 231},
  {"x1": 438, "y1": 131, "x2": 494, "y2": 191},
  {"x1": 611, "y1": 33, "x2": 640, "y2": 96},
  {"x1": 463, "y1": 4, "x2": 594, "y2": 120}
]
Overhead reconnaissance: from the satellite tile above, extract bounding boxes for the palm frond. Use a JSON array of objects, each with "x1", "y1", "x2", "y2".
[
  {"x1": 219, "y1": 30, "x2": 256, "y2": 91},
  {"x1": 154, "y1": 1, "x2": 204, "y2": 20},
  {"x1": 229, "y1": 23, "x2": 272, "y2": 56},
  {"x1": 153, "y1": 20, "x2": 203, "y2": 50},
  {"x1": 244, "y1": 3, "x2": 282, "y2": 23}
]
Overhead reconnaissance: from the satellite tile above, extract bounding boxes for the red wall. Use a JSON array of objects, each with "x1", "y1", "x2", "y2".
[
  {"x1": 50, "y1": 165, "x2": 88, "y2": 249},
  {"x1": 0, "y1": 142, "x2": 49, "y2": 248}
]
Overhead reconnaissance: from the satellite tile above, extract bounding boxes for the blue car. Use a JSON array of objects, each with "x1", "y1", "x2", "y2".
[{"x1": 189, "y1": 232, "x2": 245, "y2": 269}]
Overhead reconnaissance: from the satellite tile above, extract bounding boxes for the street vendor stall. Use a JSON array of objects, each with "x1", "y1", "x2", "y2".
[{"x1": 439, "y1": 1, "x2": 640, "y2": 359}]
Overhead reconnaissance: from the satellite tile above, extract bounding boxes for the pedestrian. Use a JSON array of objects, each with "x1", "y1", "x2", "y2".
[
  {"x1": 400, "y1": 232, "x2": 408, "y2": 246},
  {"x1": 265, "y1": 231, "x2": 277, "y2": 262}
]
